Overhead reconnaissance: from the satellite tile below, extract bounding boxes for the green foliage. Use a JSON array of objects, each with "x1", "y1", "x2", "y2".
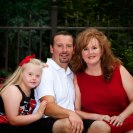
[
  {"x1": 0, "y1": 0, "x2": 51, "y2": 26},
  {"x1": 0, "y1": 0, "x2": 133, "y2": 75},
  {"x1": 108, "y1": 31, "x2": 133, "y2": 75},
  {"x1": 57, "y1": 0, "x2": 133, "y2": 27},
  {"x1": 0, "y1": 69, "x2": 11, "y2": 78},
  {"x1": 123, "y1": 47, "x2": 133, "y2": 75}
]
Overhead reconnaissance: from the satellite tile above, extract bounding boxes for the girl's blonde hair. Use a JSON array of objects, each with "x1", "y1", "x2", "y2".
[{"x1": 0, "y1": 58, "x2": 43, "y2": 94}]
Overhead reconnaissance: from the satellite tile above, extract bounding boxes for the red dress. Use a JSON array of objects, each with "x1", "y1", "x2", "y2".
[{"x1": 76, "y1": 66, "x2": 133, "y2": 133}]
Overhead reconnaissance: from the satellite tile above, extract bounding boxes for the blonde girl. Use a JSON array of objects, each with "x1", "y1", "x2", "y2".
[{"x1": 0, "y1": 54, "x2": 47, "y2": 132}]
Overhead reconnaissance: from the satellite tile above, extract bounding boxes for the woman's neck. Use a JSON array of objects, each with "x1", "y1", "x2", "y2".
[{"x1": 85, "y1": 65, "x2": 102, "y2": 76}]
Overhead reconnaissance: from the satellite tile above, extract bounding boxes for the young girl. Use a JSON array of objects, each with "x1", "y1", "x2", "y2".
[{"x1": 0, "y1": 54, "x2": 47, "y2": 132}]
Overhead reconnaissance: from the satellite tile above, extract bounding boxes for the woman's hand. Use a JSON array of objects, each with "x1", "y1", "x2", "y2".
[
  {"x1": 100, "y1": 115, "x2": 111, "y2": 122},
  {"x1": 110, "y1": 115, "x2": 124, "y2": 126}
]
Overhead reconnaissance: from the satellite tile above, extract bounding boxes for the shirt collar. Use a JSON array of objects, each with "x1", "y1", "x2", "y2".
[{"x1": 47, "y1": 58, "x2": 73, "y2": 75}]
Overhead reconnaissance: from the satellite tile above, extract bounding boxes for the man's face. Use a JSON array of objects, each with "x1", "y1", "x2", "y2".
[{"x1": 50, "y1": 35, "x2": 74, "y2": 68}]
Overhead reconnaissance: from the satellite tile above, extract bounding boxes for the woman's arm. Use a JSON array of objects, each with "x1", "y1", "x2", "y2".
[
  {"x1": 119, "y1": 65, "x2": 133, "y2": 120},
  {"x1": 73, "y1": 75, "x2": 110, "y2": 121},
  {"x1": 74, "y1": 75, "x2": 81, "y2": 110}
]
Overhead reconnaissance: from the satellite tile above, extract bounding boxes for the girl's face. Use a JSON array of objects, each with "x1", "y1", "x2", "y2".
[
  {"x1": 82, "y1": 38, "x2": 102, "y2": 67},
  {"x1": 21, "y1": 63, "x2": 42, "y2": 89}
]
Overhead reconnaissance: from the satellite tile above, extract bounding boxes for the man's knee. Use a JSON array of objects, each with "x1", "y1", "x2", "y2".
[
  {"x1": 52, "y1": 118, "x2": 71, "y2": 133},
  {"x1": 88, "y1": 121, "x2": 111, "y2": 133}
]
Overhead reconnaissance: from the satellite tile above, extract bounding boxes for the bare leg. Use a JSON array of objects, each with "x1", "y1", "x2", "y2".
[
  {"x1": 87, "y1": 121, "x2": 111, "y2": 133},
  {"x1": 126, "y1": 131, "x2": 133, "y2": 133},
  {"x1": 52, "y1": 118, "x2": 72, "y2": 133}
]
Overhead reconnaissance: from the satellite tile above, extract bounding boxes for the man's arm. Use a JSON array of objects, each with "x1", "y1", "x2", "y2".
[
  {"x1": 40, "y1": 96, "x2": 84, "y2": 133},
  {"x1": 40, "y1": 95, "x2": 73, "y2": 118}
]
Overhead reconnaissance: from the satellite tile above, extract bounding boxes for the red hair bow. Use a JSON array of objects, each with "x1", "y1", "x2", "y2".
[{"x1": 19, "y1": 54, "x2": 36, "y2": 66}]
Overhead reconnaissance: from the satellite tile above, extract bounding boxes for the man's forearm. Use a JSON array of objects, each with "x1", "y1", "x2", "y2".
[{"x1": 44, "y1": 102, "x2": 71, "y2": 118}]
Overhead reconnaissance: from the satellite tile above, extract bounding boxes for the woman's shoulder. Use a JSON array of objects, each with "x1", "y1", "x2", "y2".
[{"x1": 119, "y1": 65, "x2": 133, "y2": 79}]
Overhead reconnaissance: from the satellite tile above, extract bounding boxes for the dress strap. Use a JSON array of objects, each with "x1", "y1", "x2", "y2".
[{"x1": 15, "y1": 85, "x2": 26, "y2": 97}]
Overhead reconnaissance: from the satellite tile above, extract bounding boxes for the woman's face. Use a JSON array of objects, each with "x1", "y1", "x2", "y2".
[{"x1": 81, "y1": 37, "x2": 102, "y2": 66}]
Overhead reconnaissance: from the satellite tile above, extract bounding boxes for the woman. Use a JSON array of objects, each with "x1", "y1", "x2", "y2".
[
  {"x1": 70, "y1": 28, "x2": 133, "y2": 133},
  {"x1": 0, "y1": 54, "x2": 47, "y2": 132}
]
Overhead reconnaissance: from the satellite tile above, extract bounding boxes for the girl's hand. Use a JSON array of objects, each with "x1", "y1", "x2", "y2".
[
  {"x1": 37, "y1": 100, "x2": 47, "y2": 118},
  {"x1": 110, "y1": 115, "x2": 124, "y2": 126}
]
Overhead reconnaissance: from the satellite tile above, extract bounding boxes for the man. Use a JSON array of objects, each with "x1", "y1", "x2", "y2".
[{"x1": 34, "y1": 31, "x2": 94, "y2": 133}]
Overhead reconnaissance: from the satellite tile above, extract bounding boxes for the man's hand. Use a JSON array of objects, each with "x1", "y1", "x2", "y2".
[
  {"x1": 69, "y1": 111, "x2": 83, "y2": 133},
  {"x1": 42, "y1": 63, "x2": 48, "y2": 68}
]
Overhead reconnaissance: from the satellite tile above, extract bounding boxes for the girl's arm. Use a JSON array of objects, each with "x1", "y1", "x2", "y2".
[{"x1": 1, "y1": 85, "x2": 47, "y2": 126}]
